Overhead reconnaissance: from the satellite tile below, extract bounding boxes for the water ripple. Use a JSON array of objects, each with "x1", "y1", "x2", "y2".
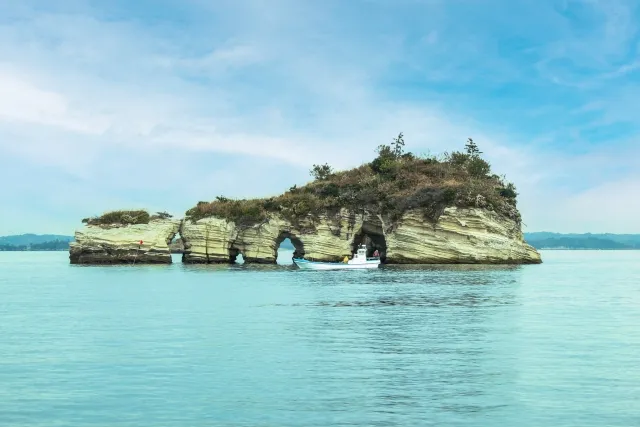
[{"x1": 0, "y1": 251, "x2": 639, "y2": 426}]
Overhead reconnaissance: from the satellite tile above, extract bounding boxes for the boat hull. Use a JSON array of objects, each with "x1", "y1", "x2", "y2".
[{"x1": 293, "y1": 258, "x2": 380, "y2": 270}]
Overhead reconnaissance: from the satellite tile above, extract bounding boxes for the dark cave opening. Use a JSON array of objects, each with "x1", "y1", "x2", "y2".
[
  {"x1": 229, "y1": 247, "x2": 244, "y2": 264},
  {"x1": 352, "y1": 224, "x2": 387, "y2": 263}
]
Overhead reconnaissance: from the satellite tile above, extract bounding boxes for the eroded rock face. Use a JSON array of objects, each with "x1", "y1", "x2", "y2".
[
  {"x1": 69, "y1": 219, "x2": 181, "y2": 264},
  {"x1": 180, "y1": 210, "x2": 365, "y2": 263},
  {"x1": 180, "y1": 207, "x2": 541, "y2": 264},
  {"x1": 384, "y1": 207, "x2": 541, "y2": 264},
  {"x1": 70, "y1": 206, "x2": 540, "y2": 265}
]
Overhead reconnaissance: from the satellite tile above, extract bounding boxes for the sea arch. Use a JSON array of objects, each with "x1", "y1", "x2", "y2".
[
  {"x1": 351, "y1": 221, "x2": 387, "y2": 263},
  {"x1": 274, "y1": 231, "x2": 305, "y2": 262}
]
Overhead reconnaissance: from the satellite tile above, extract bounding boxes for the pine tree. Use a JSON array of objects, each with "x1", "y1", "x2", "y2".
[
  {"x1": 310, "y1": 163, "x2": 333, "y2": 180},
  {"x1": 464, "y1": 138, "x2": 482, "y2": 157},
  {"x1": 391, "y1": 132, "x2": 405, "y2": 157}
]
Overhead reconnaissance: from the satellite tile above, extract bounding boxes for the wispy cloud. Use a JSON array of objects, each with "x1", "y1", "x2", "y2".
[
  {"x1": 1, "y1": 0, "x2": 640, "y2": 234},
  {"x1": 0, "y1": 68, "x2": 109, "y2": 134}
]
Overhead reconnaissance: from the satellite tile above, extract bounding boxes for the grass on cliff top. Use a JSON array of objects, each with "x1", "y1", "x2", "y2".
[
  {"x1": 186, "y1": 136, "x2": 521, "y2": 227},
  {"x1": 82, "y1": 210, "x2": 173, "y2": 226}
]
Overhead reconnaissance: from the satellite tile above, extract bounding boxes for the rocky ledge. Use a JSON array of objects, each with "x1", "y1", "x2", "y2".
[{"x1": 69, "y1": 218, "x2": 181, "y2": 264}]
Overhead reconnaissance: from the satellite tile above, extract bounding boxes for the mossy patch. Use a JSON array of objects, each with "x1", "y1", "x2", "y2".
[{"x1": 82, "y1": 210, "x2": 151, "y2": 226}]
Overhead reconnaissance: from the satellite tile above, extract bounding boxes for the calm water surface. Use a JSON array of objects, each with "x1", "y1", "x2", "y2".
[{"x1": 1, "y1": 250, "x2": 639, "y2": 426}]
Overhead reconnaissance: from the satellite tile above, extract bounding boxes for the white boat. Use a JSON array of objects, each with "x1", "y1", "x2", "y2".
[{"x1": 293, "y1": 245, "x2": 381, "y2": 270}]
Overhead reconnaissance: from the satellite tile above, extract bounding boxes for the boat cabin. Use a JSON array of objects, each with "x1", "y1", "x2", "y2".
[{"x1": 348, "y1": 244, "x2": 379, "y2": 265}]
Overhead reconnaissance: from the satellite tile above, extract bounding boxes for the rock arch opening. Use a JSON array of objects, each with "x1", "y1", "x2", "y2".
[
  {"x1": 169, "y1": 232, "x2": 183, "y2": 253},
  {"x1": 275, "y1": 232, "x2": 305, "y2": 264},
  {"x1": 352, "y1": 223, "x2": 387, "y2": 263},
  {"x1": 229, "y1": 247, "x2": 245, "y2": 264}
]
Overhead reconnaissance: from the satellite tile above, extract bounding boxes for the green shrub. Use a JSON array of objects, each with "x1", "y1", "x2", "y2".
[
  {"x1": 186, "y1": 198, "x2": 267, "y2": 226},
  {"x1": 310, "y1": 163, "x2": 333, "y2": 180},
  {"x1": 499, "y1": 183, "x2": 518, "y2": 199},
  {"x1": 467, "y1": 157, "x2": 491, "y2": 177},
  {"x1": 83, "y1": 210, "x2": 150, "y2": 226},
  {"x1": 185, "y1": 135, "x2": 521, "y2": 226},
  {"x1": 390, "y1": 187, "x2": 459, "y2": 222},
  {"x1": 446, "y1": 151, "x2": 469, "y2": 167},
  {"x1": 370, "y1": 144, "x2": 395, "y2": 175},
  {"x1": 150, "y1": 211, "x2": 173, "y2": 220},
  {"x1": 318, "y1": 183, "x2": 340, "y2": 198},
  {"x1": 262, "y1": 197, "x2": 279, "y2": 211}
]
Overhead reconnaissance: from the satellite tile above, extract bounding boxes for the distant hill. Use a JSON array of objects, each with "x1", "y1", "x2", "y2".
[
  {"x1": 2, "y1": 233, "x2": 637, "y2": 251},
  {"x1": 0, "y1": 234, "x2": 74, "y2": 251},
  {"x1": 525, "y1": 233, "x2": 640, "y2": 250},
  {"x1": 0, "y1": 234, "x2": 74, "y2": 246}
]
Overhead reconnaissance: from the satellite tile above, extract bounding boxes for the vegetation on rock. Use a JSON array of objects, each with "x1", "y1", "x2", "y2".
[
  {"x1": 186, "y1": 135, "x2": 521, "y2": 227},
  {"x1": 153, "y1": 211, "x2": 174, "y2": 220},
  {"x1": 310, "y1": 163, "x2": 334, "y2": 181},
  {"x1": 81, "y1": 210, "x2": 174, "y2": 226}
]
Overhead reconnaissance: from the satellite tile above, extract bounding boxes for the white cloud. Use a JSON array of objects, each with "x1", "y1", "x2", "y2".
[
  {"x1": 1, "y1": 0, "x2": 639, "y2": 234},
  {"x1": 0, "y1": 68, "x2": 109, "y2": 134},
  {"x1": 154, "y1": 44, "x2": 263, "y2": 74}
]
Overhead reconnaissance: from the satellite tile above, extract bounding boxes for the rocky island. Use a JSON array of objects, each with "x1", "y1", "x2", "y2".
[
  {"x1": 70, "y1": 137, "x2": 541, "y2": 265},
  {"x1": 69, "y1": 211, "x2": 180, "y2": 264}
]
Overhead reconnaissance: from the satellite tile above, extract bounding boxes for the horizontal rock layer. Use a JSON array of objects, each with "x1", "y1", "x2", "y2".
[
  {"x1": 385, "y1": 208, "x2": 540, "y2": 264},
  {"x1": 180, "y1": 210, "x2": 362, "y2": 264},
  {"x1": 69, "y1": 219, "x2": 181, "y2": 264},
  {"x1": 180, "y1": 207, "x2": 541, "y2": 264},
  {"x1": 69, "y1": 207, "x2": 541, "y2": 265}
]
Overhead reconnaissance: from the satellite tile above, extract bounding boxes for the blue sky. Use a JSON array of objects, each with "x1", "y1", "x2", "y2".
[{"x1": 1, "y1": 0, "x2": 640, "y2": 235}]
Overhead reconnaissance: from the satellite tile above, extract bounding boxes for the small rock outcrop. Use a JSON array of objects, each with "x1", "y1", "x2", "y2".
[{"x1": 69, "y1": 219, "x2": 181, "y2": 264}]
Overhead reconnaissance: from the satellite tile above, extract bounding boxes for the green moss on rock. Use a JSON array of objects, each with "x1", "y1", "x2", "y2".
[{"x1": 82, "y1": 210, "x2": 151, "y2": 226}]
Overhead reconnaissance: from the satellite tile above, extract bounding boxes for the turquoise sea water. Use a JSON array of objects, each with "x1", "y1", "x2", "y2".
[{"x1": 1, "y1": 250, "x2": 639, "y2": 426}]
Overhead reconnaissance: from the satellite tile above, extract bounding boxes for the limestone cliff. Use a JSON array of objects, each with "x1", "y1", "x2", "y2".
[
  {"x1": 180, "y1": 207, "x2": 540, "y2": 264},
  {"x1": 180, "y1": 209, "x2": 364, "y2": 263},
  {"x1": 384, "y1": 207, "x2": 540, "y2": 263},
  {"x1": 69, "y1": 219, "x2": 181, "y2": 264}
]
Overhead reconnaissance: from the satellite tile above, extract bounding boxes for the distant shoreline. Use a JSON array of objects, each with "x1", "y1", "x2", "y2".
[
  {"x1": 525, "y1": 233, "x2": 640, "y2": 250},
  {"x1": 2, "y1": 233, "x2": 640, "y2": 252}
]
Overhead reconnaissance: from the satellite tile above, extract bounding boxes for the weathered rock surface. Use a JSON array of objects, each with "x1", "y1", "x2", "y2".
[
  {"x1": 70, "y1": 207, "x2": 540, "y2": 265},
  {"x1": 180, "y1": 207, "x2": 541, "y2": 264},
  {"x1": 180, "y1": 210, "x2": 363, "y2": 263},
  {"x1": 69, "y1": 219, "x2": 181, "y2": 264},
  {"x1": 384, "y1": 207, "x2": 540, "y2": 264}
]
